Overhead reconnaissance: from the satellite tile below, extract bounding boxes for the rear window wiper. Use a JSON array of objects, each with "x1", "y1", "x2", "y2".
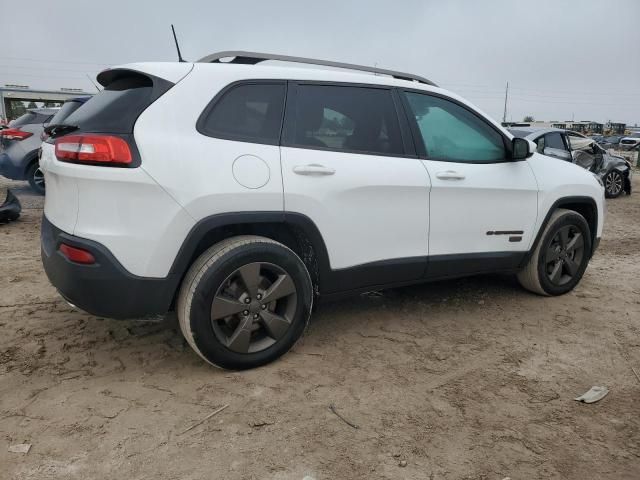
[{"x1": 44, "y1": 124, "x2": 79, "y2": 138}]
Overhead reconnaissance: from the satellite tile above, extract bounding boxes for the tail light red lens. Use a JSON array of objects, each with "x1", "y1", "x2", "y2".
[
  {"x1": 55, "y1": 134, "x2": 132, "y2": 165},
  {"x1": 0, "y1": 128, "x2": 33, "y2": 141},
  {"x1": 59, "y1": 243, "x2": 96, "y2": 264}
]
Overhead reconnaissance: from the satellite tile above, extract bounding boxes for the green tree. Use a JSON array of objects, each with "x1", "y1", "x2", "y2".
[{"x1": 523, "y1": 115, "x2": 535, "y2": 122}]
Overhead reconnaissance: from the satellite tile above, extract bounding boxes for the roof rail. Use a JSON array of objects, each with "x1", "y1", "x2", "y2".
[{"x1": 197, "y1": 51, "x2": 437, "y2": 87}]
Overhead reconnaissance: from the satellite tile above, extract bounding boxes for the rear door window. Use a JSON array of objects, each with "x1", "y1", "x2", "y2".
[
  {"x1": 198, "y1": 83, "x2": 286, "y2": 145},
  {"x1": 286, "y1": 84, "x2": 404, "y2": 156},
  {"x1": 48, "y1": 101, "x2": 84, "y2": 126},
  {"x1": 544, "y1": 132, "x2": 568, "y2": 151}
]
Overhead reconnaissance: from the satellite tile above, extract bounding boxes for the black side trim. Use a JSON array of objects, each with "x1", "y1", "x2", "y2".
[
  {"x1": 486, "y1": 230, "x2": 524, "y2": 236},
  {"x1": 519, "y1": 196, "x2": 599, "y2": 267},
  {"x1": 425, "y1": 251, "x2": 526, "y2": 279}
]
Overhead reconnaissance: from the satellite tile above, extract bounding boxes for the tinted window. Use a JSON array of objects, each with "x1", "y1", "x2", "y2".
[
  {"x1": 199, "y1": 83, "x2": 285, "y2": 144},
  {"x1": 49, "y1": 100, "x2": 84, "y2": 126},
  {"x1": 544, "y1": 132, "x2": 567, "y2": 151},
  {"x1": 291, "y1": 85, "x2": 403, "y2": 155},
  {"x1": 64, "y1": 74, "x2": 161, "y2": 134},
  {"x1": 404, "y1": 92, "x2": 505, "y2": 162}
]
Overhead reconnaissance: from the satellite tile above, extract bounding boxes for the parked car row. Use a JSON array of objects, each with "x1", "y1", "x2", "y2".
[
  {"x1": 591, "y1": 133, "x2": 640, "y2": 151},
  {"x1": 0, "y1": 97, "x2": 90, "y2": 194}
]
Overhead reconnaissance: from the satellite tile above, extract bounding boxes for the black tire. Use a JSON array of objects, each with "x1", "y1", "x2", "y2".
[
  {"x1": 177, "y1": 235, "x2": 313, "y2": 370},
  {"x1": 517, "y1": 208, "x2": 592, "y2": 296},
  {"x1": 603, "y1": 170, "x2": 623, "y2": 198},
  {"x1": 27, "y1": 162, "x2": 45, "y2": 195}
]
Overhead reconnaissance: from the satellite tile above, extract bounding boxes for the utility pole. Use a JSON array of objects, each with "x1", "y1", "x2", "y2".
[{"x1": 502, "y1": 81, "x2": 509, "y2": 124}]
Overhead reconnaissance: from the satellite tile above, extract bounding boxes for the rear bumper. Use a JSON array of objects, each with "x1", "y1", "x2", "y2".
[{"x1": 41, "y1": 215, "x2": 180, "y2": 319}]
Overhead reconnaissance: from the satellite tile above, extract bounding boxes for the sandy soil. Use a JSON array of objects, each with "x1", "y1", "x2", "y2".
[{"x1": 1, "y1": 177, "x2": 639, "y2": 480}]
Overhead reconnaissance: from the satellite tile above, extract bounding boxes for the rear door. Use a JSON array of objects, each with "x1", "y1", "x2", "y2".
[
  {"x1": 280, "y1": 83, "x2": 431, "y2": 287},
  {"x1": 400, "y1": 90, "x2": 538, "y2": 275}
]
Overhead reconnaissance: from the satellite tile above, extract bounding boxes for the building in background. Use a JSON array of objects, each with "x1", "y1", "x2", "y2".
[{"x1": 0, "y1": 85, "x2": 92, "y2": 122}]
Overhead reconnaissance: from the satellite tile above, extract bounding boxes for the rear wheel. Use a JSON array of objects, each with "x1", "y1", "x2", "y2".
[
  {"x1": 27, "y1": 162, "x2": 45, "y2": 195},
  {"x1": 177, "y1": 236, "x2": 313, "y2": 370},
  {"x1": 517, "y1": 209, "x2": 592, "y2": 296},
  {"x1": 604, "y1": 170, "x2": 623, "y2": 198}
]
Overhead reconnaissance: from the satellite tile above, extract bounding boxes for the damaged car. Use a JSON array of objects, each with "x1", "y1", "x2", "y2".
[{"x1": 509, "y1": 127, "x2": 632, "y2": 198}]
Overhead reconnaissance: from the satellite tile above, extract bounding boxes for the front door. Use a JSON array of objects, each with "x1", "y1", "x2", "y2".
[{"x1": 401, "y1": 90, "x2": 539, "y2": 276}]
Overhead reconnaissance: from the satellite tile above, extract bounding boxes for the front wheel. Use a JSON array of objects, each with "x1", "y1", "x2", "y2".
[
  {"x1": 177, "y1": 236, "x2": 313, "y2": 370},
  {"x1": 27, "y1": 162, "x2": 45, "y2": 195},
  {"x1": 517, "y1": 208, "x2": 592, "y2": 296},
  {"x1": 604, "y1": 170, "x2": 623, "y2": 198}
]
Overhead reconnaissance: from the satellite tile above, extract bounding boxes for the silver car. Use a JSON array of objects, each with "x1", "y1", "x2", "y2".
[{"x1": 0, "y1": 107, "x2": 58, "y2": 194}]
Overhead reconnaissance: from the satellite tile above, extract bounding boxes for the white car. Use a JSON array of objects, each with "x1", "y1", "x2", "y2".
[
  {"x1": 40, "y1": 52, "x2": 605, "y2": 369},
  {"x1": 619, "y1": 132, "x2": 640, "y2": 151}
]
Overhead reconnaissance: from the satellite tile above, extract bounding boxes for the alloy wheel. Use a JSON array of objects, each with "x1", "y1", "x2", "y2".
[
  {"x1": 210, "y1": 262, "x2": 297, "y2": 353},
  {"x1": 33, "y1": 167, "x2": 45, "y2": 190},
  {"x1": 544, "y1": 225, "x2": 585, "y2": 286},
  {"x1": 605, "y1": 171, "x2": 622, "y2": 196}
]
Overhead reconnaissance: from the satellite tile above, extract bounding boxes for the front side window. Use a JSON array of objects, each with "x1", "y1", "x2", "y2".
[
  {"x1": 404, "y1": 92, "x2": 506, "y2": 162},
  {"x1": 535, "y1": 135, "x2": 545, "y2": 154},
  {"x1": 290, "y1": 85, "x2": 403, "y2": 156},
  {"x1": 199, "y1": 83, "x2": 286, "y2": 144}
]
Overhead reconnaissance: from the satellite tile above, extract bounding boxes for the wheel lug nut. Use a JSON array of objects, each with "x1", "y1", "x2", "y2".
[
  {"x1": 243, "y1": 310, "x2": 249, "y2": 316},
  {"x1": 244, "y1": 298, "x2": 251, "y2": 304},
  {"x1": 261, "y1": 304, "x2": 266, "y2": 309},
  {"x1": 253, "y1": 314, "x2": 259, "y2": 319},
  {"x1": 256, "y1": 294, "x2": 262, "y2": 300}
]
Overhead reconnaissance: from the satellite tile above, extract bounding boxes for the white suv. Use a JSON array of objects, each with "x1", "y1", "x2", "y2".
[{"x1": 40, "y1": 52, "x2": 605, "y2": 369}]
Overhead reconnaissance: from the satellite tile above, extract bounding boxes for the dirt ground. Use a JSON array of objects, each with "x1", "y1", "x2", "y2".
[{"x1": 1, "y1": 176, "x2": 639, "y2": 480}]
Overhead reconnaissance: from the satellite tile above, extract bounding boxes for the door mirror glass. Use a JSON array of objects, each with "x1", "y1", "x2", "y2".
[{"x1": 512, "y1": 137, "x2": 530, "y2": 160}]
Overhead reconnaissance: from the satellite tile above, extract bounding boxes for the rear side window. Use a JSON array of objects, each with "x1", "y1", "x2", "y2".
[
  {"x1": 198, "y1": 83, "x2": 286, "y2": 145},
  {"x1": 544, "y1": 132, "x2": 567, "y2": 151},
  {"x1": 288, "y1": 85, "x2": 404, "y2": 156},
  {"x1": 63, "y1": 72, "x2": 169, "y2": 134},
  {"x1": 404, "y1": 92, "x2": 505, "y2": 163}
]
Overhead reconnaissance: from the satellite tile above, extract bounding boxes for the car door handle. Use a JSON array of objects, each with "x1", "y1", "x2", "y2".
[
  {"x1": 293, "y1": 164, "x2": 336, "y2": 176},
  {"x1": 435, "y1": 170, "x2": 465, "y2": 180}
]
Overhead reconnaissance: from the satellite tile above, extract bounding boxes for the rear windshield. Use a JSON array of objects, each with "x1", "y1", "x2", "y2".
[
  {"x1": 48, "y1": 101, "x2": 84, "y2": 126},
  {"x1": 62, "y1": 73, "x2": 165, "y2": 133},
  {"x1": 10, "y1": 111, "x2": 51, "y2": 127}
]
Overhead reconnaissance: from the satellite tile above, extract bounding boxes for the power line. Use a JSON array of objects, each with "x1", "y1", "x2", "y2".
[{"x1": 0, "y1": 55, "x2": 112, "y2": 66}]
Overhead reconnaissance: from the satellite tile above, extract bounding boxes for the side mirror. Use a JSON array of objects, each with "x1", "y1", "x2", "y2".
[{"x1": 511, "y1": 137, "x2": 531, "y2": 160}]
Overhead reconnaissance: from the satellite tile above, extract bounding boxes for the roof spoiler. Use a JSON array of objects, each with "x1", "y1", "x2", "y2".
[{"x1": 197, "y1": 51, "x2": 437, "y2": 87}]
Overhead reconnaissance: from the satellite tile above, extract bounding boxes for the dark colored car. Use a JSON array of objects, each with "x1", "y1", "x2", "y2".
[
  {"x1": 0, "y1": 108, "x2": 57, "y2": 194},
  {"x1": 510, "y1": 127, "x2": 632, "y2": 198},
  {"x1": 599, "y1": 135, "x2": 624, "y2": 149},
  {"x1": 0, "y1": 97, "x2": 90, "y2": 195}
]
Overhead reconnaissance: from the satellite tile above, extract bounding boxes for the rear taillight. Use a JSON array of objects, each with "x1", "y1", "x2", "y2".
[
  {"x1": 59, "y1": 243, "x2": 96, "y2": 264},
  {"x1": 0, "y1": 128, "x2": 33, "y2": 141},
  {"x1": 55, "y1": 134, "x2": 132, "y2": 165}
]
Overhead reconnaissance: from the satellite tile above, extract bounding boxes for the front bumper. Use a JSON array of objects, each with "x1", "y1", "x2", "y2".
[{"x1": 41, "y1": 215, "x2": 180, "y2": 319}]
